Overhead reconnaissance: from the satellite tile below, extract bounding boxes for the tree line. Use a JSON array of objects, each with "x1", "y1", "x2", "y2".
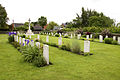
[{"x1": 66, "y1": 7, "x2": 114, "y2": 28}]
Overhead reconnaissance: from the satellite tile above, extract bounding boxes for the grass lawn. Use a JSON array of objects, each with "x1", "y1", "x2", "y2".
[{"x1": 0, "y1": 34, "x2": 120, "y2": 80}]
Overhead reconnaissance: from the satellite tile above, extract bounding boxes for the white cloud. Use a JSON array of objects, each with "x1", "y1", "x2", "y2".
[{"x1": 0, "y1": 0, "x2": 120, "y2": 25}]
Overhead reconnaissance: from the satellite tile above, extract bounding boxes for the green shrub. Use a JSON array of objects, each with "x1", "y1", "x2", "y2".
[
  {"x1": 35, "y1": 39, "x2": 39, "y2": 42},
  {"x1": 33, "y1": 55, "x2": 47, "y2": 67},
  {"x1": 8, "y1": 35, "x2": 14, "y2": 43},
  {"x1": 20, "y1": 35, "x2": 26, "y2": 38},
  {"x1": 11, "y1": 41, "x2": 20, "y2": 48},
  {"x1": 104, "y1": 38, "x2": 113, "y2": 44},
  {"x1": 60, "y1": 45, "x2": 66, "y2": 50},
  {"x1": 112, "y1": 40, "x2": 118, "y2": 45},
  {"x1": 64, "y1": 35, "x2": 69, "y2": 38},
  {"x1": 82, "y1": 35, "x2": 86, "y2": 38},
  {"x1": 40, "y1": 33, "x2": 43, "y2": 35},
  {"x1": 55, "y1": 34, "x2": 60, "y2": 37},
  {"x1": 20, "y1": 45, "x2": 47, "y2": 67},
  {"x1": 60, "y1": 43, "x2": 71, "y2": 51},
  {"x1": 50, "y1": 43, "x2": 59, "y2": 47},
  {"x1": 40, "y1": 38, "x2": 43, "y2": 43},
  {"x1": 71, "y1": 40, "x2": 81, "y2": 54}
]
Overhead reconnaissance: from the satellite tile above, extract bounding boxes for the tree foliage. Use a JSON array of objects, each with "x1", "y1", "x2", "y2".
[
  {"x1": 47, "y1": 21, "x2": 58, "y2": 30},
  {"x1": 67, "y1": 7, "x2": 114, "y2": 28},
  {"x1": 38, "y1": 16, "x2": 47, "y2": 28},
  {"x1": 0, "y1": 4, "x2": 8, "y2": 27}
]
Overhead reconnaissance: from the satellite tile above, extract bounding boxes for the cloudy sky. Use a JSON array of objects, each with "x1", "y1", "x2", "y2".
[{"x1": 0, "y1": 0, "x2": 120, "y2": 25}]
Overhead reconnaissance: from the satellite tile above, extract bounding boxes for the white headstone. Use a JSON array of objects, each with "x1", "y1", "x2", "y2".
[
  {"x1": 49, "y1": 33, "x2": 50, "y2": 35},
  {"x1": 36, "y1": 42, "x2": 40, "y2": 48},
  {"x1": 43, "y1": 44, "x2": 49, "y2": 64},
  {"x1": 84, "y1": 40, "x2": 90, "y2": 53},
  {"x1": 90, "y1": 34, "x2": 92, "y2": 38},
  {"x1": 14, "y1": 35, "x2": 16, "y2": 41},
  {"x1": 37, "y1": 35, "x2": 40, "y2": 40},
  {"x1": 16, "y1": 36, "x2": 18, "y2": 42},
  {"x1": 113, "y1": 36, "x2": 116, "y2": 41},
  {"x1": 46, "y1": 36, "x2": 49, "y2": 42},
  {"x1": 106, "y1": 35, "x2": 108, "y2": 38},
  {"x1": 70, "y1": 34, "x2": 72, "y2": 39},
  {"x1": 22, "y1": 38, "x2": 25, "y2": 46},
  {"x1": 51, "y1": 33, "x2": 53, "y2": 36},
  {"x1": 19, "y1": 37, "x2": 21, "y2": 44},
  {"x1": 64, "y1": 33, "x2": 67, "y2": 36},
  {"x1": 59, "y1": 33, "x2": 61, "y2": 37},
  {"x1": 118, "y1": 37, "x2": 120, "y2": 44},
  {"x1": 58, "y1": 37, "x2": 62, "y2": 45},
  {"x1": 17, "y1": 31, "x2": 20, "y2": 35},
  {"x1": 86, "y1": 35, "x2": 89, "y2": 40},
  {"x1": 31, "y1": 40, "x2": 34, "y2": 47},
  {"x1": 77, "y1": 34, "x2": 81, "y2": 40},
  {"x1": 99, "y1": 35, "x2": 103, "y2": 42}
]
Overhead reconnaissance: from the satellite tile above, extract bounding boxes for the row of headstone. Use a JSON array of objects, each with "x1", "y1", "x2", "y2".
[
  {"x1": 15, "y1": 34, "x2": 49, "y2": 65},
  {"x1": 99, "y1": 35, "x2": 120, "y2": 44},
  {"x1": 46, "y1": 35, "x2": 62, "y2": 45},
  {"x1": 70, "y1": 34, "x2": 93, "y2": 40},
  {"x1": 45, "y1": 34, "x2": 90, "y2": 53}
]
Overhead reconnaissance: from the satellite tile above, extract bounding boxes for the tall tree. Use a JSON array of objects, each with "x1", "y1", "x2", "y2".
[
  {"x1": 81, "y1": 7, "x2": 88, "y2": 27},
  {"x1": 47, "y1": 21, "x2": 58, "y2": 30},
  {"x1": 0, "y1": 4, "x2": 8, "y2": 27},
  {"x1": 72, "y1": 7, "x2": 114, "y2": 27},
  {"x1": 38, "y1": 16, "x2": 47, "y2": 28}
]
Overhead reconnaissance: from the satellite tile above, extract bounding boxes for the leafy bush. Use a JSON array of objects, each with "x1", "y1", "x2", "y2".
[
  {"x1": 35, "y1": 38, "x2": 39, "y2": 42},
  {"x1": 20, "y1": 46, "x2": 47, "y2": 67},
  {"x1": 71, "y1": 40, "x2": 81, "y2": 54},
  {"x1": 64, "y1": 35, "x2": 69, "y2": 38},
  {"x1": 11, "y1": 41, "x2": 20, "y2": 48},
  {"x1": 49, "y1": 43, "x2": 59, "y2": 47},
  {"x1": 83, "y1": 27, "x2": 103, "y2": 33},
  {"x1": 20, "y1": 35, "x2": 26, "y2": 38},
  {"x1": 104, "y1": 38, "x2": 113, "y2": 44},
  {"x1": 40, "y1": 33, "x2": 43, "y2": 35},
  {"x1": 33, "y1": 55, "x2": 47, "y2": 67},
  {"x1": 57, "y1": 30, "x2": 64, "y2": 34},
  {"x1": 55, "y1": 34, "x2": 60, "y2": 37},
  {"x1": 8, "y1": 35, "x2": 14, "y2": 43},
  {"x1": 108, "y1": 26, "x2": 120, "y2": 34},
  {"x1": 112, "y1": 40, "x2": 118, "y2": 45},
  {"x1": 40, "y1": 38, "x2": 43, "y2": 43},
  {"x1": 82, "y1": 35, "x2": 86, "y2": 38},
  {"x1": 60, "y1": 43, "x2": 71, "y2": 51}
]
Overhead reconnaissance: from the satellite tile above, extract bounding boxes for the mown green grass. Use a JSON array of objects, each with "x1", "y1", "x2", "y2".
[{"x1": 0, "y1": 34, "x2": 120, "y2": 80}]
